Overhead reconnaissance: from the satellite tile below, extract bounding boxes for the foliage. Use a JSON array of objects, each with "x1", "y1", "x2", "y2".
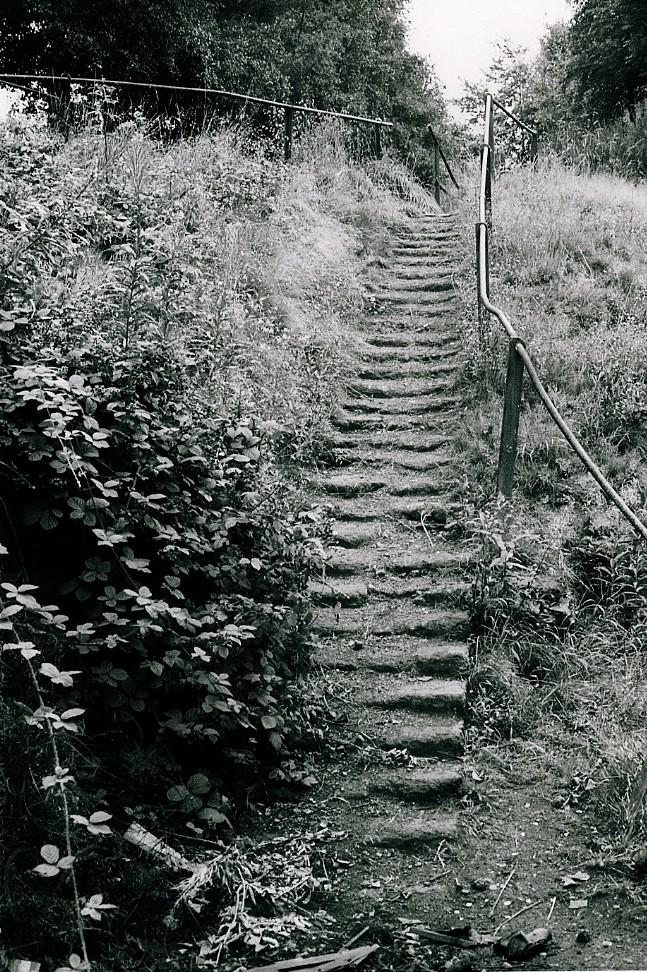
[
  {"x1": 568, "y1": 0, "x2": 647, "y2": 123},
  {"x1": 458, "y1": 149, "x2": 647, "y2": 852},
  {"x1": 458, "y1": 41, "x2": 537, "y2": 164},
  {"x1": 0, "y1": 99, "x2": 435, "y2": 967},
  {"x1": 0, "y1": 0, "x2": 456, "y2": 176}
]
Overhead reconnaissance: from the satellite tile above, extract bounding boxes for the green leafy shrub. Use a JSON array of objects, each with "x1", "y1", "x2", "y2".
[{"x1": 0, "y1": 338, "x2": 319, "y2": 755}]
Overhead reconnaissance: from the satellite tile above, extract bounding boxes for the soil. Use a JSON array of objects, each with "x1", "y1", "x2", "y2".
[{"x1": 242, "y1": 737, "x2": 647, "y2": 972}]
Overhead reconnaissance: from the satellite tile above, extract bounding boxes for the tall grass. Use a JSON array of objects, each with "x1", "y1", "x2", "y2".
[
  {"x1": 4, "y1": 114, "x2": 431, "y2": 468},
  {"x1": 548, "y1": 100, "x2": 647, "y2": 180},
  {"x1": 460, "y1": 157, "x2": 647, "y2": 851}
]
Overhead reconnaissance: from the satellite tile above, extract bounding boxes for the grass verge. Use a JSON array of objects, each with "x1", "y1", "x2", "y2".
[{"x1": 457, "y1": 157, "x2": 647, "y2": 862}]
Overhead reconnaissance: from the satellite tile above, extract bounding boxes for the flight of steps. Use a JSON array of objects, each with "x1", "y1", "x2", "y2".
[{"x1": 309, "y1": 211, "x2": 471, "y2": 851}]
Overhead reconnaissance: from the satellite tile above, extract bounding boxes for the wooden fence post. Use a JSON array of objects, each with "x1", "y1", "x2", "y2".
[
  {"x1": 497, "y1": 340, "x2": 525, "y2": 497},
  {"x1": 284, "y1": 106, "x2": 294, "y2": 162},
  {"x1": 530, "y1": 131, "x2": 538, "y2": 163},
  {"x1": 374, "y1": 123, "x2": 382, "y2": 158}
]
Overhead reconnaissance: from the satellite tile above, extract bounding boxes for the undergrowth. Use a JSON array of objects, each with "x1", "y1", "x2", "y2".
[
  {"x1": 0, "y1": 114, "x2": 425, "y2": 968},
  {"x1": 459, "y1": 158, "x2": 647, "y2": 861}
]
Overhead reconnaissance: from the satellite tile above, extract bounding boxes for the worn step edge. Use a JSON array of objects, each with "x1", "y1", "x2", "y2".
[
  {"x1": 331, "y1": 411, "x2": 459, "y2": 433},
  {"x1": 314, "y1": 607, "x2": 469, "y2": 639},
  {"x1": 315, "y1": 473, "x2": 454, "y2": 498},
  {"x1": 308, "y1": 579, "x2": 368, "y2": 607},
  {"x1": 362, "y1": 331, "x2": 461, "y2": 349},
  {"x1": 329, "y1": 450, "x2": 454, "y2": 473},
  {"x1": 368, "y1": 765, "x2": 463, "y2": 803},
  {"x1": 353, "y1": 361, "x2": 457, "y2": 380},
  {"x1": 371, "y1": 678, "x2": 465, "y2": 715},
  {"x1": 347, "y1": 379, "x2": 455, "y2": 399},
  {"x1": 378, "y1": 719, "x2": 464, "y2": 758},
  {"x1": 312, "y1": 639, "x2": 468, "y2": 676},
  {"x1": 341, "y1": 395, "x2": 461, "y2": 417},
  {"x1": 368, "y1": 577, "x2": 471, "y2": 605},
  {"x1": 325, "y1": 548, "x2": 469, "y2": 576},
  {"x1": 362, "y1": 812, "x2": 458, "y2": 849},
  {"x1": 308, "y1": 495, "x2": 459, "y2": 524},
  {"x1": 325, "y1": 431, "x2": 452, "y2": 453}
]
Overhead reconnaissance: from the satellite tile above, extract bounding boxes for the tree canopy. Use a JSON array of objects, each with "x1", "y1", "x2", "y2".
[
  {"x1": 568, "y1": 0, "x2": 647, "y2": 121},
  {"x1": 0, "y1": 0, "x2": 450, "y2": 133}
]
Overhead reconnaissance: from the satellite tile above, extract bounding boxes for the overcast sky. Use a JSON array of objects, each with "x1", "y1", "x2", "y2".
[{"x1": 407, "y1": 0, "x2": 572, "y2": 104}]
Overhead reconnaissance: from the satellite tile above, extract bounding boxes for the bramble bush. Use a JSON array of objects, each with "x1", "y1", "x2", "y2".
[
  {"x1": 0, "y1": 105, "x2": 433, "y2": 965},
  {"x1": 0, "y1": 119, "x2": 333, "y2": 965}
]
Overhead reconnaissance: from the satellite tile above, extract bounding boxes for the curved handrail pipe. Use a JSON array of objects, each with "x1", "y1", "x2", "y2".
[{"x1": 477, "y1": 93, "x2": 647, "y2": 541}]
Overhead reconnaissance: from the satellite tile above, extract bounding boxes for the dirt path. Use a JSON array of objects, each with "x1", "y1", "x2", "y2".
[
  {"x1": 248, "y1": 212, "x2": 477, "y2": 962},
  {"x1": 248, "y1": 213, "x2": 647, "y2": 972}
]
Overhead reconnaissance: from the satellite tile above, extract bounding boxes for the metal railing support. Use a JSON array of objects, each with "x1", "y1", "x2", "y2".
[
  {"x1": 433, "y1": 134, "x2": 441, "y2": 204},
  {"x1": 374, "y1": 122, "x2": 382, "y2": 158},
  {"x1": 484, "y1": 94, "x2": 494, "y2": 231},
  {"x1": 475, "y1": 222, "x2": 490, "y2": 343},
  {"x1": 284, "y1": 106, "x2": 294, "y2": 162},
  {"x1": 497, "y1": 340, "x2": 525, "y2": 497}
]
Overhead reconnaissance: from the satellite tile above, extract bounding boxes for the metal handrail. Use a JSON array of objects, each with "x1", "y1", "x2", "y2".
[
  {"x1": 0, "y1": 73, "x2": 392, "y2": 161},
  {"x1": 477, "y1": 92, "x2": 647, "y2": 542},
  {"x1": 428, "y1": 123, "x2": 461, "y2": 204}
]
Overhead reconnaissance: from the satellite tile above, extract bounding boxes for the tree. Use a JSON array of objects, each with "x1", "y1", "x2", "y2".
[
  {"x1": 568, "y1": 0, "x2": 647, "y2": 121},
  {"x1": 458, "y1": 41, "x2": 535, "y2": 162},
  {"x1": 0, "y1": 0, "x2": 216, "y2": 82}
]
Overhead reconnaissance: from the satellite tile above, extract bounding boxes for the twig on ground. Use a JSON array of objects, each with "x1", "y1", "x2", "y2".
[
  {"x1": 494, "y1": 898, "x2": 543, "y2": 936},
  {"x1": 344, "y1": 926, "x2": 370, "y2": 949},
  {"x1": 546, "y1": 896, "x2": 557, "y2": 924},
  {"x1": 490, "y1": 868, "x2": 515, "y2": 917}
]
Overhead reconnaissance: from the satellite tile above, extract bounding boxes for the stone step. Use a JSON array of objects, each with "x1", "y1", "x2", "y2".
[
  {"x1": 363, "y1": 330, "x2": 461, "y2": 349},
  {"x1": 330, "y1": 449, "x2": 454, "y2": 473},
  {"x1": 392, "y1": 234, "x2": 461, "y2": 245},
  {"x1": 325, "y1": 547, "x2": 468, "y2": 577},
  {"x1": 348, "y1": 376, "x2": 455, "y2": 399},
  {"x1": 357, "y1": 343, "x2": 463, "y2": 363},
  {"x1": 362, "y1": 812, "x2": 458, "y2": 849},
  {"x1": 332, "y1": 409, "x2": 458, "y2": 434},
  {"x1": 314, "y1": 604, "x2": 468, "y2": 639},
  {"x1": 326, "y1": 430, "x2": 452, "y2": 453},
  {"x1": 378, "y1": 717, "x2": 464, "y2": 758},
  {"x1": 385, "y1": 255, "x2": 456, "y2": 269},
  {"x1": 311, "y1": 493, "x2": 458, "y2": 521},
  {"x1": 342, "y1": 393, "x2": 461, "y2": 416},
  {"x1": 313, "y1": 637, "x2": 469, "y2": 676},
  {"x1": 316, "y1": 471, "x2": 453, "y2": 498},
  {"x1": 390, "y1": 246, "x2": 459, "y2": 258},
  {"x1": 354, "y1": 360, "x2": 457, "y2": 381},
  {"x1": 368, "y1": 576, "x2": 470, "y2": 605},
  {"x1": 374, "y1": 290, "x2": 456, "y2": 306},
  {"x1": 308, "y1": 578, "x2": 368, "y2": 607},
  {"x1": 393, "y1": 234, "x2": 461, "y2": 246},
  {"x1": 369, "y1": 276, "x2": 454, "y2": 294},
  {"x1": 372, "y1": 678, "x2": 466, "y2": 715},
  {"x1": 330, "y1": 521, "x2": 382, "y2": 547},
  {"x1": 376, "y1": 265, "x2": 456, "y2": 281},
  {"x1": 368, "y1": 765, "x2": 463, "y2": 804}
]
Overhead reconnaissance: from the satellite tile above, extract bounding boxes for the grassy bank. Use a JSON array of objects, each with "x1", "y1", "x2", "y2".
[
  {"x1": 459, "y1": 159, "x2": 647, "y2": 855},
  {"x1": 0, "y1": 115, "x2": 435, "y2": 969}
]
